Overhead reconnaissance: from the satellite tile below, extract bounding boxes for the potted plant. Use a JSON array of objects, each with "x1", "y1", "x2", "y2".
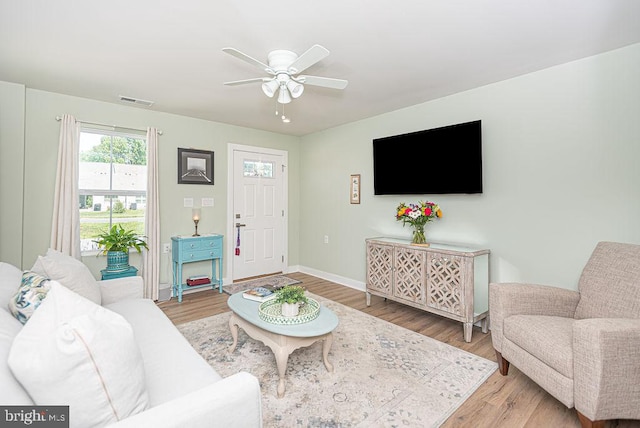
[
  {"x1": 94, "y1": 224, "x2": 148, "y2": 272},
  {"x1": 275, "y1": 285, "x2": 308, "y2": 317}
]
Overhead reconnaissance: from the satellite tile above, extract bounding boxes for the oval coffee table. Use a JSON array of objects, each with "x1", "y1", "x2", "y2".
[{"x1": 227, "y1": 292, "x2": 339, "y2": 398}]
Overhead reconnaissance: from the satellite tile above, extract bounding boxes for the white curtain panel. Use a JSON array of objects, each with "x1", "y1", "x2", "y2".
[
  {"x1": 50, "y1": 114, "x2": 81, "y2": 259},
  {"x1": 143, "y1": 127, "x2": 160, "y2": 300}
]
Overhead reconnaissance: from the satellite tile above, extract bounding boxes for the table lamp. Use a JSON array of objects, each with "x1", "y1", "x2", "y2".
[{"x1": 192, "y1": 208, "x2": 201, "y2": 236}]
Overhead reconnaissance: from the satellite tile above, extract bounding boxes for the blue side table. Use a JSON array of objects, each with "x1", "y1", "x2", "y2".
[
  {"x1": 172, "y1": 234, "x2": 223, "y2": 303},
  {"x1": 101, "y1": 266, "x2": 138, "y2": 280}
]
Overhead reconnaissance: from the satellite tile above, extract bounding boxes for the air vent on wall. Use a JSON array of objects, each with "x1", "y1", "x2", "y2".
[{"x1": 118, "y1": 95, "x2": 154, "y2": 107}]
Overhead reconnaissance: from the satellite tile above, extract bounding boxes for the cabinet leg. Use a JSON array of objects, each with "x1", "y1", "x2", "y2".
[
  {"x1": 177, "y1": 264, "x2": 183, "y2": 303},
  {"x1": 463, "y1": 322, "x2": 473, "y2": 342},
  {"x1": 366, "y1": 292, "x2": 371, "y2": 306},
  {"x1": 481, "y1": 316, "x2": 489, "y2": 334},
  {"x1": 216, "y1": 258, "x2": 223, "y2": 293}
]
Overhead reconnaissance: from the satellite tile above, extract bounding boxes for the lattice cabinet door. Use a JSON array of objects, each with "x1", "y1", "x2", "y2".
[
  {"x1": 426, "y1": 252, "x2": 467, "y2": 317},
  {"x1": 366, "y1": 242, "x2": 394, "y2": 295},
  {"x1": 393, "y1": 246, "x2": 426, "y2": 306}
]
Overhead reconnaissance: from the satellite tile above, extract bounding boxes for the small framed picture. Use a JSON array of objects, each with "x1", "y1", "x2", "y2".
[
  {"x1": 178, "y1": 148, "x2": 214, "y2": 185},
  {"x1": 350, "y1": 174, "x2": 361, "y2": 204}
]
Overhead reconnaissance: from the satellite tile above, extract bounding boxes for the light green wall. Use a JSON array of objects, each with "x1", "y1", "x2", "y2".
[
  {"x1": 2, "y1": 88, "x2": 299, "y2": 283},
  {"x1": 0, "y1": 81, "x2": 25, "y2": 267},
  {"x1": 299, "y1": 43, "x2": 640, "y2": 289}
]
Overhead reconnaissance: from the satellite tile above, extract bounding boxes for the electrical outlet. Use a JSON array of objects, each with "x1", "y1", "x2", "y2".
[
  {"x1": 162, "y1": 243, "x2": 170, "y2": 253},
  {"x1": 324, "y1": 235, "x2": 329, "y2": 244}
]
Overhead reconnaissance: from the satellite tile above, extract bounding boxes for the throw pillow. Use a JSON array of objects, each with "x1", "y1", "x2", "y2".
[
  {"x1": 8, "y1": 282, "x2": 149, "y2": 428},
  {"x1": 0, "y1": 262, "x2": 24, "y2": 314},
  {"x1": 7, "y1": 271, "x2": 53, "y2": 324},
  {"x1": 31, "y1": 248, "x2": 102, "y2": 304}
]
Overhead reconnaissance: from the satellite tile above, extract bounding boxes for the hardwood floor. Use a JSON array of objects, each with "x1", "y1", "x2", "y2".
[{"x1": 157, "y1": 272, "x2": 639, "y2": 428}]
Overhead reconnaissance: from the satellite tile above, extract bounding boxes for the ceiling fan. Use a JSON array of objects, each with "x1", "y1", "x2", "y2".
[{"x1": 222, "y1": 45, "x2": 348, "y2": 107}]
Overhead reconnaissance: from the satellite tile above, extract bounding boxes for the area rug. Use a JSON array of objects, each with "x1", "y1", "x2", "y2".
[
  {"x1": 222, "y1": 274, "x2": 301, "y2": 295},
  {"x1": 177, "y1": 294, "x2": 496, "y2": 427}
]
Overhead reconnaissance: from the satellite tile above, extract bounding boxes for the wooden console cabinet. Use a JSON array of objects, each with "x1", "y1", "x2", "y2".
[{"x1": 366, "y1": 237, "x2": 490, "y2": 342}]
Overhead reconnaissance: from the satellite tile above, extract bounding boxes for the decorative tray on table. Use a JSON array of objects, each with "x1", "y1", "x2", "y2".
[{"x1": 258, "y1": 298, "x2": 320, "y2": 325}]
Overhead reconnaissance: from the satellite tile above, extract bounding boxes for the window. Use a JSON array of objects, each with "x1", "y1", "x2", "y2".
[
  {"x1": 79, "y1": 129, "x2": 147, "y2": 252},
  {"x1": 243, "y1": 160, "x2": 274, "y2": 178}
]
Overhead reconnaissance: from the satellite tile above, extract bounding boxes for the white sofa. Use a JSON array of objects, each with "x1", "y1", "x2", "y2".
[{"x1": 0, "y1": 261, "x2": 262, "y2": 427}]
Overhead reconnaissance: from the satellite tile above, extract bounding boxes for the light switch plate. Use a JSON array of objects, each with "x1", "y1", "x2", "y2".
[
  {"x1": 183, "y1": 198, "x2": 194, "y2": 207},
  {"x1": 202, "y1": 197, "x2": 214, "y2": 207}
]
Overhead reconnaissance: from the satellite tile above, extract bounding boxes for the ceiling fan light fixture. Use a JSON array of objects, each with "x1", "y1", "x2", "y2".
[
  {"x1": 222, "y1": 44, "x2": 348, "y2": 122},
  {"x1": 286, "y1": 80, "x2": 304, "y2": 98},
  {"x1": 261, "y1": 79, "x2": 279, "y2": 97},
  {"x1": 277, "y1": 87, "x2": 292, "y2": 104}
]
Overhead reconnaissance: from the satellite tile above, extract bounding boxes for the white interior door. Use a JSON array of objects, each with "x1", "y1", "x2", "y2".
[{"x1": 231, "y1": 147, "x2": 286, "y2": 280}]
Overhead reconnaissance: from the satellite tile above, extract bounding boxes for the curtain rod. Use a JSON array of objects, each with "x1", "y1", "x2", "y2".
[{"x1": 55, "y1": 116, "x2": 163, "y2": 135}]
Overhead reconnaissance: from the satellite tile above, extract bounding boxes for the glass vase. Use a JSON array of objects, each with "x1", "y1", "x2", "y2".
[{"x1": 412, "y1": 225, "x2": 427, "y2": 245}]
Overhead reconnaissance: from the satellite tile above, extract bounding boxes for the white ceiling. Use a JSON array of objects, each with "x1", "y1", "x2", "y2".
[{"x1": 2, "y1": 0, "x2": 639, "y2": 136}]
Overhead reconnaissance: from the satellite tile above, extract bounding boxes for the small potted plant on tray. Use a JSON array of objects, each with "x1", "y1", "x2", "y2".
[
  {"x1": 275, "y1": 285, "x2": 308, "y2": 317},
  {"x1": 94, "y1": 224, "x2": 148, "y2": 272}
]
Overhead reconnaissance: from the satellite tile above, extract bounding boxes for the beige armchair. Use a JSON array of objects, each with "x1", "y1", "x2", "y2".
[{"x1": 490, "y1": 241, "x2": 640, "y2": 428}]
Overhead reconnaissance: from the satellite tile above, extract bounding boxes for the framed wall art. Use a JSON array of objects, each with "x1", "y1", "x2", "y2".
[
  {"x1": 178, "y1": 148, "x2": 214, "y2": 185},
  {"x1": 350, "y1": 174, "x2": 361, "y2": 204}
]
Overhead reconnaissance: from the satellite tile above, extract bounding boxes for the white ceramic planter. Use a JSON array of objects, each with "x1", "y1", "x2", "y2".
[{"x1": 281, "y1": 302, "x2": 300, "y2": 317}]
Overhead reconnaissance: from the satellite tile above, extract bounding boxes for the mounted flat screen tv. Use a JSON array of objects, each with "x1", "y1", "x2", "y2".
[{"x1": 373, "y1": 120, "x2": 482, "y2": 195}]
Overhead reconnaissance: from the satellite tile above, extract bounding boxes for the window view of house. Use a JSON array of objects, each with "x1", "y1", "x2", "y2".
[{"x1": 78, "y1": 130, "x2": 147, "y2": 252}]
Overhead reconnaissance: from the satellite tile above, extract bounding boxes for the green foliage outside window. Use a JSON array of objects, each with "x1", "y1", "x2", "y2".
[
  {"x1": 112, "y1": 200, "x2": 125, "y2": 213},
  {"x1": 80, "y1": 136, "x2": 147, "y2": 165}
]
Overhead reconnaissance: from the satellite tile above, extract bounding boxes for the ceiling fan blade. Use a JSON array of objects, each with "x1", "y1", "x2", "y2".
[
  {"x1": 287, "y1": 44, "x2": 329, "y2": 74},
  {"x1": 223, "y1": 77, "x2": 269, "y2": 86},
  {"x1": 222, "y1": 47, "x2": 274, "y2": 74},
  {"x1": 297, "y1": 75, "x2": 348, "y2": 90}
]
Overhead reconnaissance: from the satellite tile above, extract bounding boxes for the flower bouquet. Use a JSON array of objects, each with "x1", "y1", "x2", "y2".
[{"x1": 396, "y1": 201, "x2": 442, "y2": 245}]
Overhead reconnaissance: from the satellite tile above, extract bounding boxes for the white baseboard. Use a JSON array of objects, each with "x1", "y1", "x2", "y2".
[
  {"x1": 294, "y1": 266, "x2": 365, "y2": 292},
  {"x1": 283, "y1": 264, "x2": 301, "y2": 275}
]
